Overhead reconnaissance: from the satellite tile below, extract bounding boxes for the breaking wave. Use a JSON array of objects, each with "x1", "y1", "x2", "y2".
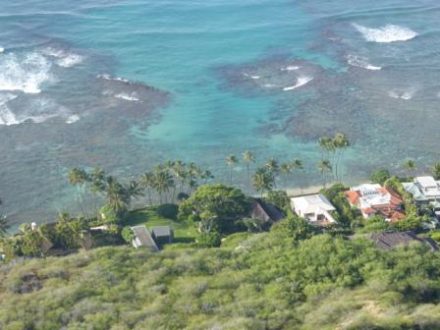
[
  {"x1": 0, "y1": 95, "x2": 78, "y2": 126},
  {"x1": 0, "y1": 52, "x2": 52, "y2": 94},
  {"x1": 353, "y1": 23, "x2": 418, "y2": 43},
  {"x1": 42, "y1": 47, "x2": 84, "y2": 68},
  {"x1": 347, "y1": 54, "x2": 381, "y2": 71},
  {"x1": 388, "y1": 89, "x2": 416, "y2": 100},
  {"x1": 281, "y1": 65, "x2": 300, "y2": 71},
  {"x1": 0, "y1": 94, "x2": 19, "y2": 126},
  {"x1": 283, "y1": 76, "x2": 313, "y2": 91},
  {"x1": 114, "y1": 93, "x2": 140, "y2": 102}
]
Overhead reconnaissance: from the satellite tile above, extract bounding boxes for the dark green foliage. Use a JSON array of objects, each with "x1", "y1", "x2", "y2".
[
  {"x1": 361, "y1": 215, "x2": 391, "y2": 233},
  {"x1": 156, "y1": 203, "x2": 179, "y2": 220},
  {"x1": 121, "y1": 226, "x2": 134, "y2": 244},
  {"x1": 321, "y1": 183, "x2": 359, "y2": 228},
  {"x1": 265, "y1": 190, "x2": 290, "y2": 211},
  {"x1": 392, "y1": 213, "x2": 425, "y2": 231},
  {"x1": 370, "y1": 168, "x2": 391, "y2": 185},
  {"x1": 239, "y1": 217, "x2": 267, "y2": 233},
  {"x1": 433, "y1": 162, "x2": 440, "y2": 180},
  {"x1": 385, "y1": 176, "x2": 417, "y2": 215},
  {"x1": 177, "y1": 192, "x2": 189, "y2": 202},
  {"x1": 271, "y1": 214, "x2": 316, "y2": 242},
  {"x1": 198, "y1": 230, "x2": 222, "y2": 247},
  {"x1": 0, "y1": 198, "x2": 9, "y2": 238},
  {"x1": 179, "y1": 184, "x2": 251, "y2": 234}
]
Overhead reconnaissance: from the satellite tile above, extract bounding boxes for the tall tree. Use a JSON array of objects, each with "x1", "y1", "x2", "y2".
[
  {"x1": 252, "y1": 167, "x2": 275, "y2": 195},
  {"x1": 333, "y1": 132, "x2": 350, "y2": 181},
  {"x1": 140, "y1": 171, "x2": 155, "y2": 205},
  {"x1": 242, "y1": 151, "x2": 255, "y2": 187},
  {"x1": 153, "y1": 168, "x2": 175, "y2": 204},
  {"x1": 318, "y1": 160, "x2": 332, "y2": 188},
  {"x1": 403, "y1": 159, "x2": 417, "y2": 178},
  {"x1": 0, "y1": 198, "x2": 9, "y2": 238},
  {"x1": 432, "y1": 162, "x2": 440, "y2": 180},
  {"x1": 225, "y1": 154, "x2": 239, "y2": 184}
]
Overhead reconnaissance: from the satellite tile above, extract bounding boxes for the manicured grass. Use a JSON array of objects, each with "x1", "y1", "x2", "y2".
[{"x1": 126, "y1": 207, "x2": 198, "y2": 244}]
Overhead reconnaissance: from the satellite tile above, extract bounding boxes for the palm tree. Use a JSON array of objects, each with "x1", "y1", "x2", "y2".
[
  {"x1": 265, "y1": 158, "x2": 280, "y2": 187},
  {"x1": 290, "y1": 159, "x2": 304, "y2": 170},
  {"x1": 318, "y1": 160, "x2": 332, "y2": 188},
  {"x1": 403, "y1": 159, "x2": 416, "y2": 178},
  {"x1": 201, "y1": 170, "x2": 214, "y2": 184},
  {"x1": 252, "y1": 167, "x2": 275, "y2": 195},
  {"x1": 105, "y1": 176, "x2": 129, "y2": 212},
  {"x1": 0, "y1": 199, "x2": 9, "y2": 237},
  {"x1": 68, "y1": 168, "x2": 89, "y2": 185},
  {"x1": 153, "y1": 169, "x2": 175, "y2": 204},
  {"x1": 333, "y1": 132, "x2": 350, "y2": 181},
  {"x1": 242, "y1": 151, "x2": 255, "y2": 186},
  {"x1": 171, "y1": 160, "x2": 188, "y2": 194},
  {"x1": 432, "y1": 162, "x2": 440, "y2": 180},
  {"x1": 140, "y1": 171, "x2": 155, "y2": 205},
  {"x1": 225, "y1": 154, "x2": 239, "y2": 184}
]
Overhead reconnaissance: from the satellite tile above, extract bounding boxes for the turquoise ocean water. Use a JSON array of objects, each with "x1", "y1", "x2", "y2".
[{"x1": 1, "y1": 0, "x2": 440, "y2": 225}]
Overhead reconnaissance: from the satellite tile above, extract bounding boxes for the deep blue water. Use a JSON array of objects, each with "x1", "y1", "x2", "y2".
[{"x1": 1, "y1": 0, "x2": 440, "y2": 224}]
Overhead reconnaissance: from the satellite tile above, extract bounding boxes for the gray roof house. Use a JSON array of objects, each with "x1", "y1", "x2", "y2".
[
  {"x1": 369, "y1": 231, "x2": 438, "y2": 251},
  {"x1": 131, "y1": 225, "x2": 159, "y2": 252},
  {"x1": 151, "y1": 226, "x2": 174, "y2": 244},
  {"x1": 250, "y1": 198, "x2": 285, "y2": 224}
]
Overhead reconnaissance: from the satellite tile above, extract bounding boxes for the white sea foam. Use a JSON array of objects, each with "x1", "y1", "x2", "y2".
[
  {"x1": 388, "y1": 89, "x2": 416, "y2": 100},
  {"x1": 42, "y1": 47, "x2": 84, "y2": 68},
  {"x1": 0, "y1": 94, "x2": 19, "y2": 126},
  {"x1": 283, "y1": 76, "x2": 313, "y2": 91},
  {"x1": 0, "y1": 52, "x2": 52, "y2": 94},
  {"x1": 114, "y1": 92, "x2": 140, "y2": 102},
  {"x1": 97, "y1": 74, "x2": 129, "y2": 83},
  {"x1": 353, "y1": 23, "x2": 418, "y2": 43},
  {"x1": 346, "y1": 54, "x2": 381, "y2": 71},
  {"x1": 282, "y1": 65, "x2": 300, "y2": 71},
  {"x1": 0, "y1": 47, "x2": 4, "y2": 54},
  {"x1": 57, "y1": 54, "x2": 84, "y2": 68},
  {"x1": 66, "y1": 114, "x2": 80, "y2": 124},
  {"x1": 243, "y1": 73, "x2": 260, "y2": 80},
  {"x1": 0, "y1": 96, "x2": 75, "y2": 126}
]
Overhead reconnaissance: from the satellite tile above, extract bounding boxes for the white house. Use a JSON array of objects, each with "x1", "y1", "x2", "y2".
[
  {"x1": 403, "y1": 176, "x2": 440, "y2": 203},
  {"x1": 291, "y1": 194, "x2": 336, "y2": 225}
]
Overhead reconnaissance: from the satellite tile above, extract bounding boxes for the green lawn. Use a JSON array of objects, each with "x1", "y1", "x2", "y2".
[{"x1": 126, "y1": 207, "x2": 198, "y2": 245}]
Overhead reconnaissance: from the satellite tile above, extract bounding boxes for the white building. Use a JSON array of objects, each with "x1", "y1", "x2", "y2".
[
  {"x1": 403, "y1": 176, "x2": 440, "y2": 203},
  {"x1": 291, "y1": 194, "x2": 336, "y2": 225}
]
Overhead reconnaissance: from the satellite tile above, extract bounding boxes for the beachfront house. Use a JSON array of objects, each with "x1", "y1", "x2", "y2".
[
  {"x1": 291, "y1": 194, "x2": 336, "y2": 225},
  {"x1": 403, "y1": 176, "x2": 440, "y2": 204},
  {"x1": 345, "y1": 183, "x2": 404, "y2": 221},
  {"x1": 131, "y1": 225, "x2": 159, "y2": 252}
]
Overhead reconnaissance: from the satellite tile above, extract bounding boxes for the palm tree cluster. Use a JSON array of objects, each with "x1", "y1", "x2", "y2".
[
  {"x1": 141, "y1": 161, "x2": 214, "y2": 205},
  {"x1": 252, "y1": 157, "x2": 303, "y2": 195},
  {"x1": 318, "y1": 132, "x2": 350, "y2": 184},
  {"x1": 225, "y1": 151, "x2": 303, "y2": 195},
  {"x1": 68, "y1": 168, "x2": 142, "y2": 217},
  {"x1": 69, "y1": 162, "x2": 214, "y2": 216}
]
